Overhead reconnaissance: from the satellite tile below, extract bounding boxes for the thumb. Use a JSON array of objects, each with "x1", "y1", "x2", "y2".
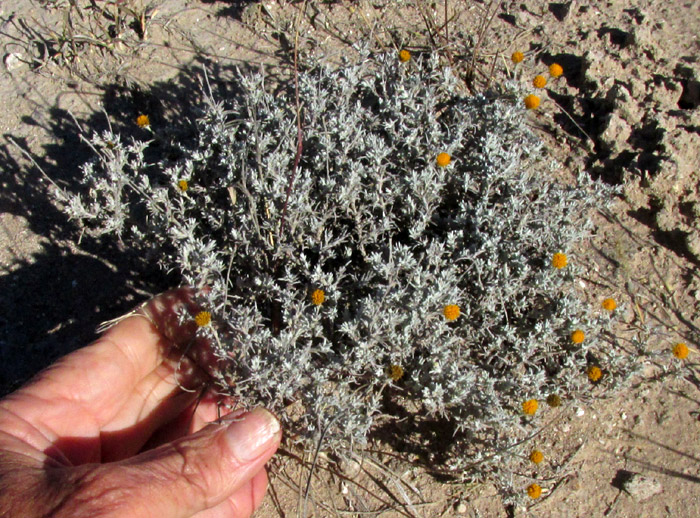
[{"x1": 102, "y1": 408, "x2": 281, "y2": 518}]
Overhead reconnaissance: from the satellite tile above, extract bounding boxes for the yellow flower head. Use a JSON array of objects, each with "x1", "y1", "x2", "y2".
[
  {"x1": 194, "y1": 311, "x2": 211, "y2": 327},
  {"x1": 524, "y1": 94, "x2": 540, "y2": 110},
  {"x1": 136, "y1": 114, "x2": 150, "y2": 128},
  {"x1": 549, "y1": 63, "x2": 564, "y2": 77},
  {"x1": 399, "y1": 49, "x2": 411, "y2": 62},
  {"x1": 587, "y1": 365, "x2": 602, "y2": 382},
  {"x1": 570, "y1": 329, "x2": 585, "y2": 344},
  {"x1": 527, "y1": 483, "x2": 542, "y2": 499},
  {"x1": 178, "y1": 180, "x2": 189, "y2": 192},
  {"x1": 522, "y1": 399, "x2": 538, "y2": 415},
  {"x1": 551, "y1": 252, "x2": 567, "y2": 269},
  {"x1": 529, "y1": 450, "x2": 544, "y2": 464},
  {"x1": 546, "y1": 394, "x2": 562, "y2": 407},
  {"x1": 443, "y1": 304, "x2": 460, "y2": 321},
  {"x1": 311, "y1": 289, "x2": 325, "y2": 306},
  {"x1": 533, "y1": 75, "x2": 547, "y2": 88},
  {"x1": 673, "y1": 342, "x2": 689, "y2": 359},
  {"x1": 602, "y1": 297, "x2": 617, "y2": 311},
  {"x1": 511, "y1": 51, "x2": 524, "y2": 64},
  {"x1": 436, "y1": 152, "x2": 451, "y2": 167},
  {"x1": 387, "y1": 364, "x2": 404, "y2": 382}
]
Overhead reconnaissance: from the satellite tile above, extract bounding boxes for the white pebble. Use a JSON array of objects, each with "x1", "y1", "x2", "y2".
[
  {"x1": 4, "y1": 52, "x2": 24, "y2": 72},
  {"x1": 621, "y1": 473, "x2": 663, "y2": 501}
]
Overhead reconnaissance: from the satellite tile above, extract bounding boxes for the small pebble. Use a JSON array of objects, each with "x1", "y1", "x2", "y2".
[
  {"x1": 338, "y1": 457, "x2": 362, "y2": 479},
  {"x1": 3, "y1": 52, "x2": 24, "y2": 72},
  {"x1": 455, "y1": 501, "x2": 468, "y2": 514},
  {"x1": 621, "y1": 473, "x2": 663, "y2": 502}
]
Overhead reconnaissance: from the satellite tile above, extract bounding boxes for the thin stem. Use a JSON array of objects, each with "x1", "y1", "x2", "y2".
[{"x1": 278, "y1": 0, "x2": 307, "y2": 243}]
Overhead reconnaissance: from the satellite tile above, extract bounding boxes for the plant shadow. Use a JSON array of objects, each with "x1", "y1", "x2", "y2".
[{"x1": 0, "y1": 55, "x2": 290, "y2": 395}]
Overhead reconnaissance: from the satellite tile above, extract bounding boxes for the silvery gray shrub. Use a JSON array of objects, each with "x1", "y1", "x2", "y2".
[{"x1": 57, "y1": 46, "x2": 636, "y2": 499}]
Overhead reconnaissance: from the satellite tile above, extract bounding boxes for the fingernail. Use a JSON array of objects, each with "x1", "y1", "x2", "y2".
[{"x1": 224, "y1": 408, "x2": 281, "y2": 463}]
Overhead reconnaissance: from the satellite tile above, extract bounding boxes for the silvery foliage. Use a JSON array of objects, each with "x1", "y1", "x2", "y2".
[{"x1": 61, "y1": 48, "x2": 630, "y2": 490}]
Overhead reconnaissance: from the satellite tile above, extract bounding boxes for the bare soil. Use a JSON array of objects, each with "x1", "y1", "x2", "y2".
[{"x1": 2, "y1": 1, "x2": 699, "y2": 516}]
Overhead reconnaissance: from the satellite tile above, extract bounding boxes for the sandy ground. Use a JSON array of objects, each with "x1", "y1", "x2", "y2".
[{"x1": 1, "y1": 1, "x2": 700, "y2": 516}]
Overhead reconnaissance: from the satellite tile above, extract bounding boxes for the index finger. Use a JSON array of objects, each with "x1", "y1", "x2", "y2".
[{"x1": 13, "y1": 288, "x2": 202, "y2": 429}]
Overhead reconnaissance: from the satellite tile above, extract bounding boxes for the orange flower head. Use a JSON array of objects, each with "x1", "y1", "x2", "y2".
[
  {"x1": 194, "y1": 311, "x2": 211, "y2": 327},
  {"x1": 587, "y1": 365, "x2": 602, "y2": 382},
  {"x1": 570, "y1": 329, "x2": 585, "y2": 344},
  {"x1": 552, "y1": 252, "x2": 568, "y2": 269},
  {"x1": 527, "y1": 483, "x2": 542, "y2": 499},
  {"x1": 178, "y1": 180, "x2": 189, "y2": 192},
  {"x1": 602, "y1": 298, "x2": 617, "y2": 311},
  {"x1": 311, "y1": 289, "x2": 326, "y2": 306},
  {"x1": 443, "y1": 304, "x2": 460, "y2": 321},
  {"x1": 522, "y1": 399, "x2": 538, "y2": 415},
  {"x1": 136, "y1": 114, "x2": 150, "y2": 128},
  {"x1": 399, "y1": 49, "x2": 411, "y2": 62},
  {"x1": 387, "y1": 364, "x2": 404, "y2": 381},
  {"x1": 529, "y1": 450, "x2": 544, "y2": 464},
  {"x1": 549, "y1": 63, "x2": 564, "y2": 77},
  {"x1": 673, "y1": 342, "x2": 689, "y2": 359},
  {"x1": 436, "y1": 152, "x2": 451, "y2": 167},
  {"x1": 511, "y1": 51, "x2": 524, "y2": 64},
  {"x1": 533, "y1": 75, "x2": 547, "y2": 88},
  {"x1": 524, "y1": 94, "x2": 540, "y2": 110}
]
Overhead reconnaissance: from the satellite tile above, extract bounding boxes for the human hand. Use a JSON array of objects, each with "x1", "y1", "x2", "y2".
[{"x1": 0, "y1": 288, "x2": 281, "y2": 518}]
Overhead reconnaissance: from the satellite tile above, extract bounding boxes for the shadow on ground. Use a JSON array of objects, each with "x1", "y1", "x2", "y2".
[{"x1": 0, "y1": 55, "x2": 293, "y2": 395}]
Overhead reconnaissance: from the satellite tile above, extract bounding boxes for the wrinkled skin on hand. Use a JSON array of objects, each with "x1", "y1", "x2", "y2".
[{"x1": 0, "y1": 288, "x2": 281, "y2": 518}]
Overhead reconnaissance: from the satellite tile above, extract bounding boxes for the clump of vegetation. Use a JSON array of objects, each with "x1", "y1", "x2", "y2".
[
  {"x1": 54, "y1": 46, "x2": 646, "y2": 500},
  {"x1": 20, "y1": 0, "x2": 158, "y2": 79}
]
